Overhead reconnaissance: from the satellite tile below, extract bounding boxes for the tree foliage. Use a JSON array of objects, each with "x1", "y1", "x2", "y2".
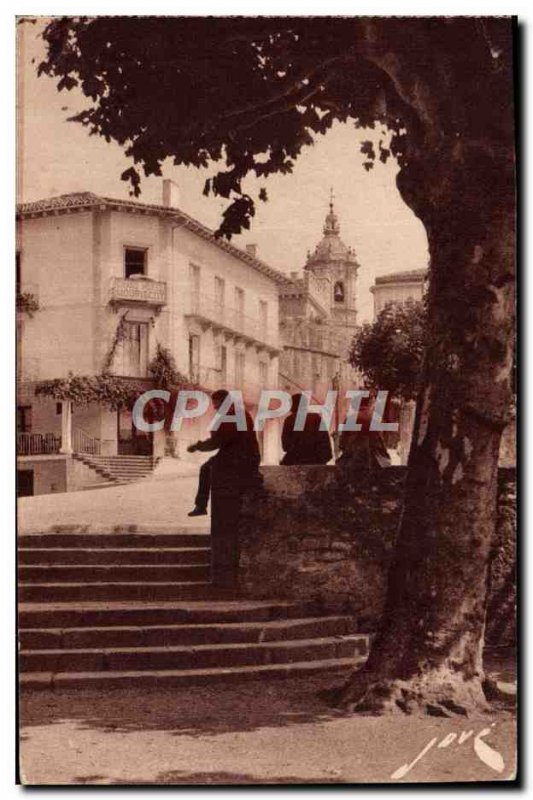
[
  {"x1": 350, "y1": 299, "x2": 426, "y2": 401},
  {"x1": 37, "y1": 17, "x2": 512, "y2": 237},
  {"x1": 35, "y1": 16, "x2": 516, "y2": 716}
]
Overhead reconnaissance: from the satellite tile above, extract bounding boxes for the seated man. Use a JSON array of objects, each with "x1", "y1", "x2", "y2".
[
  {"x1": 187, "y1": 389, "x2": 261, "y2": 517},
  {"x1": 337, "y1": 395, "x2": 391, "y2": 474},
  {"x1": 280, "y1": 393, "x2": 333, "y2": 466}
]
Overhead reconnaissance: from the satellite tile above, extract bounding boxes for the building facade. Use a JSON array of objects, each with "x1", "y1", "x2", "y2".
[
  {"x1": 370, "y1": 268, "x2": 427, "y2": 318},
  {"x1": 279, "y1": 200, "x2": 360, "y2": 436},
  {"x1": 369, "y1": 267, "x2": 515, "y2": 467},
  {"x1": 17, "y1": 182, "x2": 289, "y2": 493},
  {"x1": 367, "y1": 268, "x2": 427, "y2": 464}
]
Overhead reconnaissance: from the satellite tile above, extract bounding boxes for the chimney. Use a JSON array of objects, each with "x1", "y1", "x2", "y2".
[
  {"x1": 245, "y1": 243, "x2": 257, "y2": 258},
  {"x1": 162, "y1": 179, "x2": 180, "y2": 208}
]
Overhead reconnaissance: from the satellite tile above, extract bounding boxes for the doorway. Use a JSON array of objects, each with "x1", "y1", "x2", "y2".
[
  {"x1": 117, "y1": 408, "x2": 153, "y2": 455},
  {"x1": 17, "y1": 469, "x2": 34, "y2": 497}
]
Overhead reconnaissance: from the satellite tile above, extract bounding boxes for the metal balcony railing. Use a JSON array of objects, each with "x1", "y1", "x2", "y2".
[
  {"x1": 17, "y1": 432, "x2": 61, "y2": 456},
  {"x1": 190, "y1": 366, "x2": 224, "y2": 390},
  {"x1": 186, "y1": 294, "x2": 279, "y2": 351},
  {"x1": 109, "y1": 276, "x2": 167, "y2": 307}
]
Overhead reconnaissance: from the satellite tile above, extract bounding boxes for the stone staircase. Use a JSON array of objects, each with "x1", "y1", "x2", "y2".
[
  {"x1": 72, "y1": 454, "x2": 158, "y2": 486},
  {"x1": 18, "y1": 529, "x2": 369, "y2": 690}
]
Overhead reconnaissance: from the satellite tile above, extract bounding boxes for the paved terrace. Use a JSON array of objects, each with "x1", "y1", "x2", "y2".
[{"x1": 18, "y1": 463, "x2": 205, "y2": 534}]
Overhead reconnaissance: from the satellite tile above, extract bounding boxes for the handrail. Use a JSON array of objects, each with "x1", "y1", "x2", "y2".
[{"x1": 72, "y1": 428, "x2": 101, "y2": 455}]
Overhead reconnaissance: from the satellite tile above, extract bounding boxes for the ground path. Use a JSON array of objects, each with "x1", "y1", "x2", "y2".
[
  {"x1": 18, "y1": 464, "x2": 204, "y2": 533},
  {"x1": 20, "y1": 665, "x2": 516, "y2": 785}
]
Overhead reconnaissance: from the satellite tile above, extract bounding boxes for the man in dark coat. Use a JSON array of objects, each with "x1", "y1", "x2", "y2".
[
  {"x1": 187, "y1": 389, "x2": 261, "y2": 516},
  {"x1": 187, "y1": 389, "x2": 262, "y2": 590},
  {"x1": 280, "y1": 393, "x2": 333, "y2": 466}
]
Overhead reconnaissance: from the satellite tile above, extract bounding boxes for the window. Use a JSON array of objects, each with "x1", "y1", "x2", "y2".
[
  {"x1": 16, "y1": 252, "x2": 21, "y2": 294},
  {"x1": 259, "y1": 300, "x2": 268, "y2": 330},
  {"x1": 189, "y1": 334, "x2": 200, "y2": 381},
  {"x1": 16, "y1": 319, "x2": 22, "y2": 381},
  {"x1": 235, "y1": 287, "x2": 244, "y2": 326},
  {"x1": 56, "y1": 402, "x2": 62, "y2": 415},
  {"x1": 124, "y1": 248, "x2": 147, "y2": 278},
  {"x1": 118, "y1": 322, "x2": 149, "y2": 377},
  {"x1": 215, "y1": 276, "x2": 225, "y2": 310},
  {"x1": 259, "y1": 361, "x2": 268, "y2": 386},
  {"x1": 17, "y1": 405, "x2": 32, "y2": 434},
  {"x1": 218, "y1": 345, "x2": 227, "y2": 383},
  {"x1": 190, "y1": 264, "x2": 201, "y2": 312},
  {"x1": 235, "y1": 351, "x2": 245, "y2": 387}
]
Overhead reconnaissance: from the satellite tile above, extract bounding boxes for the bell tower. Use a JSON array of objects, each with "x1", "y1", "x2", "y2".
[{"x1": 305, "y1": 190, "x2": 359, "y2": 332}]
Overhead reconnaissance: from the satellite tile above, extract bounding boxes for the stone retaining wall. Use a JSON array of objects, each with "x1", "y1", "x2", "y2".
[{"x1": 232, "y1": 465, "x2": 516, "y2": 644}]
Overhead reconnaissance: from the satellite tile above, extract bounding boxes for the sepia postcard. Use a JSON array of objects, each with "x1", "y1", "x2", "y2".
[{"x1": 16, "y1": 14, "x2": 517, "y2": 786}]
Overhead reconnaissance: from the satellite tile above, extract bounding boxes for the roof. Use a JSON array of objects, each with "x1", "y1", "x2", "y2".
[
  {"x1": 373, "y1": 268, "x2": 428, "y2": 287},
  {"x1": 16, "y1": 192, "x2": 292, "y2": 288},
  {"x1": 305, "y1": 201, "x2": 358, "y2": 268}
]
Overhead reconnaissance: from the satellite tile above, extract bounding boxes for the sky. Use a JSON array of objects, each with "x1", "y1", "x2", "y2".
[{"x1": 17, "y1": 19, "x2": 428, "y2": 322}]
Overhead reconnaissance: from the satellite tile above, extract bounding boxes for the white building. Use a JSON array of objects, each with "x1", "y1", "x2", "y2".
[
  {"x1": 370, "y1": 268, "x2": 427, "y2": 319},
  {"x1": 368, "y1": 266, "x2": 514, "y2": 467},
  {"x1": 17, "y1": 182, "x2": 289, "y2": 494}
]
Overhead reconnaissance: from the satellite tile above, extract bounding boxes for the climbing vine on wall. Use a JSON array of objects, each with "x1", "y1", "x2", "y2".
[
  {"x1": 36, "y1": 339, "x2": 191, "y2": 412},
  {"x1": 101, "y1": 314, "x2": 128, "y2": 374},
  {"x1": 147, "y1": 343, "x2": 189, "y2": 390},
  {"x1": 16, "y1": 292, "x2": 40, "y2": 317},
  {"x1": 35, "y1": 372, "x2": 150, "y2": 410}
]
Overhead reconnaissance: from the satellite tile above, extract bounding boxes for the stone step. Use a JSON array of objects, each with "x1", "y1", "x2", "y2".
[
  {"x1": 18, "y1": 532, "x2": 210, "y2": 549},
  {"x1": 94, "y1": 469, "x2": 153, "y2": 476},
  {"x1": 20, "y1": 615, "x2": 358, "y2": 650},
  {"x1": 84, "y1": 462, "x2": 155, "y2": 466},
  {"x1": 18, "y1": 564, "x2": 210, "y2": 583},
  {"x1": 81, "y1": 482, "x2": 117, "y2": 491},
  {"x1": 19, "y1": 547, "x2": 211, "y2": 565},
  {"x1": 90, "y1": 464, "x2": 154, "y2": 470},
  {"x1": 85, "y1": 456, "x2": 156, "y2": 462},
  {"x1": 19, "y1": 600, "x2": 319, "y2": 629},
  {"x1": 20, "y1": 634, "x2": 368, "y2": 673},
  {"x1": 20, "y1": 656, "x2": 366, "y2": 690},
  {"x1": 18, "y1": 581, "x2": 216, "y2": 603},
  {"x1": 86, "y1": 457, "x2": 154, "y2": 463}
]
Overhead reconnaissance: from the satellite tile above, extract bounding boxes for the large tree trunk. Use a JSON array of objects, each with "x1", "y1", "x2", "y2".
[{"x1": 339, "y1": 25, "x2": 516, "y2": 714}]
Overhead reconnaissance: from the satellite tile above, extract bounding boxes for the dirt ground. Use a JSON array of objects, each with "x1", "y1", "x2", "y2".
[{"x1": 19, "y1": 651, "x2": 517, "y2": 786}]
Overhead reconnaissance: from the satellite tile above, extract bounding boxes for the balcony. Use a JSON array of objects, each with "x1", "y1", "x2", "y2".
[
  {"x1": 192, "y1": 365, "x2": 270, "y2": 401},
  {"x1": 192, "y1": 366, "x2": 224, "y2": 390},
  {"x1": 185, "y1": 294, "x2": 279, "y2": 353},
  {"x1": 109, "y1": 276, "x2": 167, "y2": 308}
]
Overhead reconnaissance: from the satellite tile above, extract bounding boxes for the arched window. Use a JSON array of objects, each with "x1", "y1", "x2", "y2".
[{"x1": 334, "y1": 281, "x2": 345, "y2": 302}]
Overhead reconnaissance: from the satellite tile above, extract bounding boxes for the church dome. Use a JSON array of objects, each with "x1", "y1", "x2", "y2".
[{"x1": 305, "y1": 198, "x2": 358, "y2": 267}]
